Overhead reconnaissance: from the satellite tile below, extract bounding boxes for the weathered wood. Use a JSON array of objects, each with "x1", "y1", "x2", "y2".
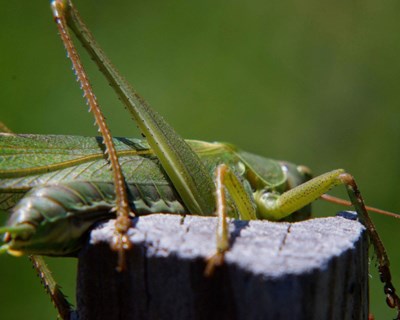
[{"x1": 76, "y1": 214, "x2": 368, "y2": 320}]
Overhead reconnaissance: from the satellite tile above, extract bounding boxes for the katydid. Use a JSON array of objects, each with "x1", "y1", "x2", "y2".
[{"x1": 0, "y1": 0, "x2": 399, "y2": 319}]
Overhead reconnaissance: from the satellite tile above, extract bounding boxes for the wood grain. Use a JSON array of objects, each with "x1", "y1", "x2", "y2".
[{"x1": 76, "y1": 213, "x2": 368, "y2": 320}]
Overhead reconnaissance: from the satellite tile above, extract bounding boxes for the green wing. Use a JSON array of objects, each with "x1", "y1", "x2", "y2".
[
  {"x1": 1, "y1": 133, "x2": 274, "y2": 218},
  {"x1": 0, "y1": 134, "x2": 240, "y2": 211},
  {"x1": 0, "y1": 134, "x2": 164, "y2": 209}
]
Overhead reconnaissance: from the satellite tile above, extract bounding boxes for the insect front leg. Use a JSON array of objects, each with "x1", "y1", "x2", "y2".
[
  {"x1": 0, "y1": 124, "x2": 74, "y2": 319},
  {"x1": 255, "y1": 169, "x2": 400, "y2": 318},
  {"x1": 29, "y1": 256, "x2": 73, "y2": 320}
]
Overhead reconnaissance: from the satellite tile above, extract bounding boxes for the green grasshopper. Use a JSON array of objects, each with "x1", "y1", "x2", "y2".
[{"x1": 0, "y1": 0, "x2": 399, "y2": 319}]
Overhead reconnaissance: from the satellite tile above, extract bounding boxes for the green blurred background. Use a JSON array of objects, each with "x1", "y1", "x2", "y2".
[{"x1": 1, "y1": 0, "x2": 400, "y2": 318}]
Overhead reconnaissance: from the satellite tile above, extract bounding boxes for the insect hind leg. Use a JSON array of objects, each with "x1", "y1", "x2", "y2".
[
  {"x1": 51, "y1": 0, "x2": 134, "y2": 271},
  {"x1": 340, "y1": 173, "x2": 400, "y2": 318}
]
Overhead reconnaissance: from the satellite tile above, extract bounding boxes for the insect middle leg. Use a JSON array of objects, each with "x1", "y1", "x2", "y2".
[{"x1": 205, "y1": 164, "x2": 256, "y2": 276}]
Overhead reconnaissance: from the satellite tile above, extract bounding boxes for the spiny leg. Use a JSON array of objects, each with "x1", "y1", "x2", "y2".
[
  {"x1": 51, "y1": 0, "x2": 132, "y2": 270},
  {"x1": 63, "y1": 0, "x2": 216, "y2": 216},
  {"x1": 0, "y1": 125, "x2": 74, "y2": 317},
  {"x1": 340, "y1": 173, "x2": 400, "y2": 318},
  {"x1": 205, "y1": 164, "x2": 256, "y2": 276},
  {"x1": 29, "y1": 256, "x2": 73, "y2": 320}
]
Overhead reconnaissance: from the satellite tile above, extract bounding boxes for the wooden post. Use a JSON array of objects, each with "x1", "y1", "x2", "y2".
[{"x1": 76, "y1": 213, "x2": 368, "y2": 320}]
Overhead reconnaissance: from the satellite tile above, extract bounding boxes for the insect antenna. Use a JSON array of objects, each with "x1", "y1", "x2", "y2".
[{"x1": 321, "y1": 194, "x2": 400, "y2": 219}]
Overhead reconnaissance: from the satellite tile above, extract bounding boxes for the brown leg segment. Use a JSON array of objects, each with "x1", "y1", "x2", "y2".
[
  {"x1": 340, "y1": 173, "x2": 400, "y2": 319},
  {"x1": 29, "y1": 255, "x2": 73, "y2": 320},
  {"x1": 51, "y1": 0, "x2": 133, "y2": 271}
]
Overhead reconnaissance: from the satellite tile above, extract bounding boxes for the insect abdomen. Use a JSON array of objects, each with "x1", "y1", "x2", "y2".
[{"x1": 8, "y1": 181, "x2": 187, "y2": 230}]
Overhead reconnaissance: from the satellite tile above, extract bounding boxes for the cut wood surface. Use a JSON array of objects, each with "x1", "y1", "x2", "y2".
[{"x1": 76, "y1": 213, "x2": 368, "y2": 320}]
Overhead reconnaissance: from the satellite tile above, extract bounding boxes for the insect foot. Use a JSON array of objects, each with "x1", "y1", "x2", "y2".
[
  {"x1": 379, "y1": 265, "x2": 400, "y2": 318},
  {"x1": 110, "y1": 215, "x2": 133, "y2": 272},
  {"x1": 204, "y1": 251, "x2": 225, "y2": 277}
]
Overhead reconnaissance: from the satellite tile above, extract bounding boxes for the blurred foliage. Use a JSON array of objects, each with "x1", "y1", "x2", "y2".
[{"x1": 1, "y1": 0, "x2": 400, "y2": 318}]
